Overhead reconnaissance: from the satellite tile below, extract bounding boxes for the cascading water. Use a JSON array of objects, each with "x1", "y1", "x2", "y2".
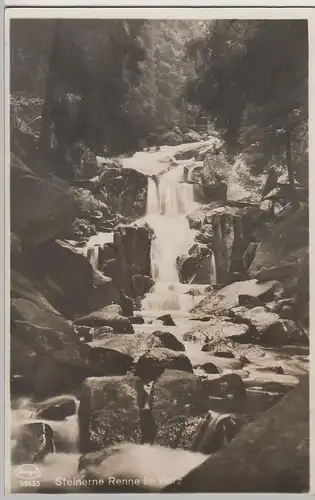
[
  {"x1": 83, "y1": 232, "x2": 114, "y2": 270},
  {"x1": 142, "y1": 165, "x2": 210, "y2": 312}
]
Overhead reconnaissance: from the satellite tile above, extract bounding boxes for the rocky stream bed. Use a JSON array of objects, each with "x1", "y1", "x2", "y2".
[{"x1": 10, "y1": 134, "x2": 309, "y2": 493}]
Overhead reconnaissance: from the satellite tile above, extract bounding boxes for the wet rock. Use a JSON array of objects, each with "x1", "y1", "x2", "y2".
[
  {"x1": 243, "y1": 372, "x2": 300, "y2": 394},
  {"x1": 191, "y1": 279, "x2": 282, "y2": 317},
  {"x1": 11, "y1": 271, "x2": 60, "y2": 316},
  {"x1": 214, "y1": 350, "x2": 235, "y2": 359},
  {"x1": 132, "y1": 274, "x2": 154, "y2": 297},
  {"x1": 242, "y1": 242, "x2": 258, "y2": 272},
  {"x1": 227, "y1": 155, "x2": 276, "y2": 206},
  {"x1": 150, "y1": 370, "x2": 209, "y2": 446},
  {"x1": 11, "y1": 155, "x2": 76, "y2": 245},
  {"x1": 101, "y1": 258, "x2": 120, "y2": 282},
  {"x1": 184, "y1": 319, "x2": 250, "y2": 343},
  {"x1": 200, "y1": 362, "x2": 220, "y2": 374},
  {"x1": 75, "y1": 307, "x2": 134, "y2": 334},
  {"x1": 157, "y1": 313, "x2": 176, "y2": 326},
  {"x1": 191, "y1": 411, "x2": 247, "y2": 454},
  {"x1": 165, "y1": 377, "x2": 309, "y2": 493},
  {"x1": 177, "y1": 245, "x2": 215, "y2": 285},
  {"x1": 86, "y1": 340, "x2": 134, "y2": 375},
  {"x1": 11, "y1": 422, "x2": 54, "y2": 464},
  {"x1": 11, "y1": 336, "x2": 38, "y2": 394},
  {"x1": 92, "y1": 326, "x2": 115, "y2": 339},
  {"x1": 25, "y1": 239, "x2": 95, "y2": 316},
  {"x1": 99, "y1": 242, "x2": 118, "y2": 263},
  {"x1": 202, "y1": 373, "x2": 247, "y2": 403},
  {"x1": 152, "y1": 331, "x2": 185, "y2": 352},
  {"x1": 78, "y1": 443, "x2": 207, "y2": 492},
  {"x1": 78, "y1": 375, "x2": 146, "y2": 453},
  {"x1": 135, "y1": 348, "x2": 193, "y2": 382},
  {"x1": 35, "y1": 395, "x2": 77, "y2": 420},
  {"x1": 75, "y1": 326, "x2": 94, "y2": 342},
  {"x1": 194, "y1": 154, "x2": 231, "y2": 203},
  {"x1": 129, "y1": 315, "x2": 145, "y2": 325},
  {"x1": 182, "y1": 130, "x2": 202, "y2": 143},
  {"x1": 88, "y1": 333, "x2": 162, "y2": 364},
  {"x1": 114, "y1": 224, "x2": 152, "y2": 294}
]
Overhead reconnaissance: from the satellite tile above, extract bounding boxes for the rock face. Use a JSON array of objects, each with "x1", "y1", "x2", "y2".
[
  {"x1": 111, "y1": 223, "x2": 152, "y2": 297},
  {"x1": 177, "y1": 244, "x2": 215, "y2": 285},
  {"x1": 193, "y1": 154, "x2": 231, "y2": 203},
  {"x1": 249, "y1": 204, "x2": 308, "y2": 288},
  {"x1": 152, "y1": 331, "x2": 185, "y2": 352},
  {"x1": 191, "y1": 280, "x2": 282, "y2": 317},
  {"x1": 11, "y1": 154, "x2": 77, "y2": 245},
  {"x1": 210, "y1": 206, "x2": 264, "y2": 284},
  {"x1": 88, "y1": 333, "x2": 162, "y2": 365},
  {"x1": 25, "y1": 239, "x2": 94, "y2": 316},
  {"x1": 95, "y1": 167, "x2": 148, "y2": 218},
  {"x1": 184, "y1": 318, "x2": 250, "y2": 343},
  {"x1": 164, "y1": 377, "x2": 309, "y2": 493},
  {"x1": 150, "y1": 370, "x2": 208, "y2": 436},
  {"x1": 227, "y1": 156, "x2": 277, "y2": 206},
  {"x1": 78, "y1": 375, "x2": 146, "y2": 452}
]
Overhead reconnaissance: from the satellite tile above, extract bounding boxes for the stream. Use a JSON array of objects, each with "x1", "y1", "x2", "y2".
[{"x1": 10, "y1": 141, "x2": 309, "y2": 492}]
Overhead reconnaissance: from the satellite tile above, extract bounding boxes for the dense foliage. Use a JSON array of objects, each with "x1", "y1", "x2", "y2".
[{"x1": 186, "y1": 20, "x2": 308, "y2": 186}]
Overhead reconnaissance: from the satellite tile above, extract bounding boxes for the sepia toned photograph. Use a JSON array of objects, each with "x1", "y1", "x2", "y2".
[{"x1": 7, "y1": 9, "x2": 309, "y2": 494}]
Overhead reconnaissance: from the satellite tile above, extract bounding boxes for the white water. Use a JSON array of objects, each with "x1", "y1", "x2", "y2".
[
  {"x1": 10, "y1": 142, "x2": 218, "y2": 492},
  {"x1": 142, "y1": 164, "x2": 214, "y2": 313}
]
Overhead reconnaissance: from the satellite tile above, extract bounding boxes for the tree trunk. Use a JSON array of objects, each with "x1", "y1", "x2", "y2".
[
  {"x1": 285, "y1": 127, "x2": 298, "y2": 208},
  {"x1": 38, "y1": 20, "x2": 63, "y2": 155}
]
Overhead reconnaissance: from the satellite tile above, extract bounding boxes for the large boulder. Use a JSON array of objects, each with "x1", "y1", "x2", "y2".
[
  {"x1": 182, "y1": 130, "x2": 202, "y2": 143},
  {"x1": 150, "y1": 370, "x2": 209, "y2": 446},
  {"x1": 75, "y1": 307, "x2": 134, "y2": 334},
  {"x1": 184, "y1": 318, "x2": 250, "y2": 343},
  {"x1": 227, "y1": 156, "x2": 277, "y2": 206},
  {"x1": 191, "y1": 279, "x2": 282, "y2": 317},
  {"x1": 177, "y1": 244, "x2": 216, "y2": 285},
  {"x1": 164, "y1": 377, "x2": 309, "y2": 493},
  {"x1": 11, "y1": 154, "x2": 76, "y2": 245},
  {"x1": 25, "y1": 239, "x2": 94, "y2": 316},
  {"x1": 113, "y1": 223, "x2": 152, "y2": 297},
  {"x1": 135, "y1": 348, "x2": 193, "y2": 382},
  {"x1": 209, "y1": 206, "x2": 265, "y2": 284},
  {"x1": 78, "y1": 375, "x2": 146, "y2": 452},
  {"x1": 152, "y1": 331, "x2": 185, "y2": 352},
  {"x1": 96, "y1": 167, "x2": 148, "y2": 218},
  {"x1": 87, "y1": 332, "x2": 162, "y2": 366}
]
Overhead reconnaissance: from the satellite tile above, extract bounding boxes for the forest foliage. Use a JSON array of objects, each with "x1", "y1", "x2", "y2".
[{"x1": 10, "y1": 18, "x2": 308, "y2": 187}]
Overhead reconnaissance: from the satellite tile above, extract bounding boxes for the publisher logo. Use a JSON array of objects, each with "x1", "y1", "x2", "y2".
[{"x1": 15, "y1": 464, "x2": 41, "y2": 480}]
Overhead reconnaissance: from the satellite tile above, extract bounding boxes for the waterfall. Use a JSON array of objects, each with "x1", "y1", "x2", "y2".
[
  {"x1": 142, "y1": 166, "x2": 199, "y2": 311},
  {"x1": 210, "y1": 252, "x2": 217, "y2": 285}
]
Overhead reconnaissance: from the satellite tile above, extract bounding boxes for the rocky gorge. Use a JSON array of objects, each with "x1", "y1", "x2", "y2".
[{"x1": 10, "y1": 118, "x2": 309, "y2": 493}]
